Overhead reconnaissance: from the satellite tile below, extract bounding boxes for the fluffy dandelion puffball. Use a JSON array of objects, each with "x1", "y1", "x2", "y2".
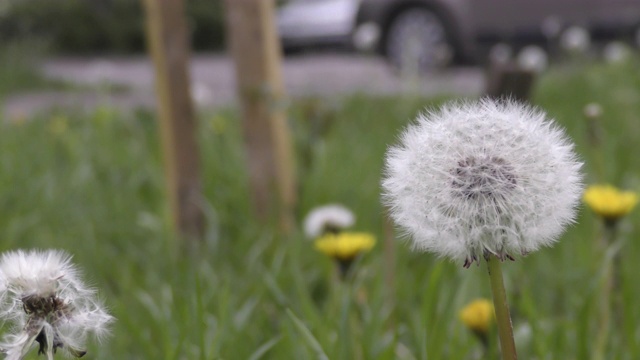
[
  {"x1": 583, "y1": 184, "x2": 638, "y2": 222},
  {"x1": 560, "y1": 26, "x2": 590, "y2": 53},
  {"x1": 516, "y1": 46, "x2": 548, "y2": 73},
  {"x1": 303, "y1": 204, "x2": 355, "y2": 239},
  {"x1": 383, "y1": 99, "x2": 582, "y2": 266},
  {"x1": 583, "y1": 103, "x2": 602, "y2": 119},
  {"x1": 0, "y1": 249, "x2": 113, "y2": 360},
  {"x1": 459, "y1": 299, "x2": 495, "y2": 334}
]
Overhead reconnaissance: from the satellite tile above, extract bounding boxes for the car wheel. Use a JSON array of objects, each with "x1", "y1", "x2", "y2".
[{"x1": 385, "y1": 8, "x2": 453, "y2": 73}]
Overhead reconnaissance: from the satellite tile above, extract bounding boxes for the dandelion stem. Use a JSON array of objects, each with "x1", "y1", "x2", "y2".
[
  {"x1": 594, "y1": 222, "x2": 622, "y2": 360},
  {"x1": 486, "y1": 255, "x2": 517, "y2": 360},
  {"x1": 338, "y1": 280, "x2": 352, "y2": 360}
]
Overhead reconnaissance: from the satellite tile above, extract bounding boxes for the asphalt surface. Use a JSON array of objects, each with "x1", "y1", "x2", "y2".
[{"x1": 3, "y1": 53, "x2": 484, "y2": 118}]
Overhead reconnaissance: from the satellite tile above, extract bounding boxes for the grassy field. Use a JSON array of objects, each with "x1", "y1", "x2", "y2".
[{"x1": 1, "y1": 57, "x2": 640, "y2": 359}]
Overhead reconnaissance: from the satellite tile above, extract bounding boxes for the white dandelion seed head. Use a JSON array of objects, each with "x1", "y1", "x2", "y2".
[
  {"x1": 603, "y1": 41, "x2": 631, "y2": 64},
  {"x1": 583, "y1": 103, "x2": 603, "y2": 119},
  {"x1": 382, "y1": 99, "x2": 583, "y2": 266},
  {"x1": 517, "y1": 46, "x2": 548, "y2": 73},
  {"x1": 489, "y1": 43, "x2": 513, "y2": 65},
  {"x1": 303, "y1": 204, "x2": 356, "y2": 239},
  {"x1": 0, "y1": 249, "x2": 113, "y2": 359},
  {"x1": 540, "y1": 16, "x2": 563, "y2": 39},
  {"x1": 0, "y1": 250, "x2": 82, "y2": 301},
  {"x1": 560, "y1": 26, "x2": 590, "y2": 53}
]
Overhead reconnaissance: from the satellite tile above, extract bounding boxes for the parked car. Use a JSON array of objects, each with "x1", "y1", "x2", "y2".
[{"x1": 277, "y1": 0, "x2": 640, "y2": 71}]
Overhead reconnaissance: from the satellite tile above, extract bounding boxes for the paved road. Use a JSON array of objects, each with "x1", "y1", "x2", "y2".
[{"x1": 3, "y1": 53, "x2": 484, "y2": 118}]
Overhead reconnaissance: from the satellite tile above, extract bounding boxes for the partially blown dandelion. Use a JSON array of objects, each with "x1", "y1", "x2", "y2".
[
  {"x1": 303, "y1": 204, "x2": 355, "y2": 239},
  {"x1": 383, "y1": 99, "x2": 583, "y2": 267},
  {"x1": 0, "y1": 250, "x2": 113, "y2": 360}
]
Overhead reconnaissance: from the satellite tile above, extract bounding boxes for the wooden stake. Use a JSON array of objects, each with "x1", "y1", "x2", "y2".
[
  {"x1": 142, "y1": 0, "x2": 205, "y2": 240},
  {"x1": 485, "y1": 62, "x2": 536, "y2": 102},
  {"x1": 224, "y1": 0, "x2": 296, "y2": 233}
]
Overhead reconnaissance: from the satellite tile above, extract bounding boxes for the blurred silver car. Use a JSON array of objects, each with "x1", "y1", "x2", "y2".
[{"x1": 277, "y1": 0, "x2": 640, "y2": 70}]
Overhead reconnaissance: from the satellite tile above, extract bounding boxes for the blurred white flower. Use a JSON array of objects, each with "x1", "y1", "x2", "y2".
[
  {"x1": 603, "y1": 41, "x2": 631, "y2": 64},
  {"x1": 541, "y1": 16, "x2": 563, "y2": 39},
  {"x1": 303, "y1": 204, "x2": 355, "y2": 238},
  {"x1": 191, "y1": 81, "x2": 213, "y2": 107},
  {"x1": 517, "y1": 46, "x2": 548, "y2": 73},
  {"x1": 560, "y1": 26, "x2": 590, "y2": 53},
  {"x1": 383, "y1": 99, "x2": 582, "y2": 267},
  {"x1": 583, "y1": 103, "x2": 603, "y2": 119},
  {"x1": 488, "y1": 43, "x2": 513, "y2": 65},
  {"x1": 0, "y1": 250, "x2": 113, "y2": 360}
]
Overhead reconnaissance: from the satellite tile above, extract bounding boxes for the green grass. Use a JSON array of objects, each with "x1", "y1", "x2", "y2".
[
  {"x1": 0, "y1": 57, "x2": 640, "y2": 359},
  {"x1": 0, "y1": 41, "x2": 65, "y2": 100},
  {"x1": 0, "y1": 41, "x2": 130, "y2": 106}
]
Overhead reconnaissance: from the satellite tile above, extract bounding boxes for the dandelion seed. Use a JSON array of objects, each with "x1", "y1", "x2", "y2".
[
  {"x1": 303, "y1": 204, "x2": 355, "y2": 239},
  {"x1": 0, "y1": 250, "x2": 113, "y2": 360},
  {"x1": 382, "y1": 98, "x2": 583, "y2": 267}
]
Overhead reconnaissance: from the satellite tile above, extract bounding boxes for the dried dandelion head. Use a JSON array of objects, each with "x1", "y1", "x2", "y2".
[
  {"x1": 0, "y1": 250, "x2": 113, "y2": 360},
  {"x1": 303, "y1": 204, "x2": 355, "y2": 239},
  {"x1": 382, "y1": 99, "x2": 583, "y2": 267}
]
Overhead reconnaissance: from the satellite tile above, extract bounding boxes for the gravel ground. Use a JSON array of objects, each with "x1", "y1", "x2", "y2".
[{"x1": 3, "y1": 53, "x2": 484, "y2": 118}]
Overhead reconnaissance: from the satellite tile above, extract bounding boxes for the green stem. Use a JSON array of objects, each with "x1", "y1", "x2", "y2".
[
  {"x1": 486, "y1": 255, "x2": 518, "y2": 360},
  {"x1": 594, "y1": 222, "x2": 620, "y2": 360},
  {"x1": 338, "y1": 281, "x2": 352, "y2": 360}
]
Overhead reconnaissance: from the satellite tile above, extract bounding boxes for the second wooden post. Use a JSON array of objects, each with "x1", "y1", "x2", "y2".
[{"x1": 224, "y1": 0, "x2": 297, "y2": 233}]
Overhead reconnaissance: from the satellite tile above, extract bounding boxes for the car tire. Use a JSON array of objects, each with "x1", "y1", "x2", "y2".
[{"x1": 384, "y1": 7, "x2": 453, "y2": 73}]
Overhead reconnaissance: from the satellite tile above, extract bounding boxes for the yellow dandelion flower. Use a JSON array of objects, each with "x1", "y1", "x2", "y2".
[
  {"x1": 583, "y1": 184, "x2": 638, "y2": 222},
  {"x1": 10, "y1": 111, "x2": 27, "y2": 126},
  {"x1": 459, "y1": 299, "x2": 495, "y2": 334},
  {"x1": 49, "y1": 115, "x2": 69, "y2": 136},
  {"x1": 209, "y1": 114, "x2": 227, "y2": 135},
  {"x1": 314, "y1": 232, "x2": 375, "y2": 262}
]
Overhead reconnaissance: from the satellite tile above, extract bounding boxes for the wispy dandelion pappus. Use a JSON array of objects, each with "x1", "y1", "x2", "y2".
[
  {"x1": 383, "y1": 99, "x2": 583, "y2": 266},
  {"x1": 0, "y1": 250, "x2": 113, "y2": 360},
  {"x1": 451, "y1": 156, "x2": 517, "y2": 200},
  {"x1": 303, "y1": 204, "x2": 355, "y2": 239}
]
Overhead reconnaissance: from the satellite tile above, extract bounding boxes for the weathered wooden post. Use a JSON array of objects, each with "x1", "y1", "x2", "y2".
[
  {"x1": 224, "y1": 0, "x2": 297, "y2": 233},
  {"x1": 485, "y1": 62, "x2": 536, "y2": 102},
  {"x1": 142, "y1": 0, "x2": 205, "y2": 240}
]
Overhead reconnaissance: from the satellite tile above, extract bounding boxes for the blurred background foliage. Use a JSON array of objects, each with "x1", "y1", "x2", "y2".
[{"x1": 0, "y1": 0, "x2": 226, "y2": 53}]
